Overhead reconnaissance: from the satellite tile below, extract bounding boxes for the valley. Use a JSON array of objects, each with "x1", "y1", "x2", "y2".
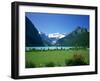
[{"x1": 25, "y1": 16, "x2": 89, "y2": 68}]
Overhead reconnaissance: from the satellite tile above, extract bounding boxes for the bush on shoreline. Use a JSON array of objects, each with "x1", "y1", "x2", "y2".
[
  {"x1": 26, "y1": 61, "x2": 36, "y2": 68},
  {"x1": 45, "y1": 62, "x2": 55, "y2": 67},
  {"x1": 65, "y1": 53, "x2": 87, "y2": 66}
]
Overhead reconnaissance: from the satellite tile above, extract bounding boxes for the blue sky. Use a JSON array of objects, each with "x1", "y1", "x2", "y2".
[{"x1": 26, "y1": 12, "x2": 89, "y2": 34}]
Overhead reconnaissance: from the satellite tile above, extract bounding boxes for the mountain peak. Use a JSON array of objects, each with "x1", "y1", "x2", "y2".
[
  {"x1": 73, "y1": 26, "x2": 87, "y2": 34},
  {"x1": 76, "y1": 26, "x2": 81, "y2": 30},
  {"x1": 56, "y1": 26, "x2": 89, "y2": 47}
]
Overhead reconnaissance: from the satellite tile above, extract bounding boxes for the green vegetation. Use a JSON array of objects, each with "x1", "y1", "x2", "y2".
[
  {"x1": 65, "y1": 53, "x2": 87, "y2": 66},
  {"x1": 45, "y1": 62, "x2": 55, "y2": 67},
  {"x1": 56, "y1": 27, "x2": 89, "y2": 47},
  {"x1": 56, "y1": 32, "x2": 89, "y2": 47},
  {"x1": 25, "y1": 48, "x2": 89, "y2": 68},
  {"x1": 26, "y1": 61, "x2": 36, "y2": 68}
]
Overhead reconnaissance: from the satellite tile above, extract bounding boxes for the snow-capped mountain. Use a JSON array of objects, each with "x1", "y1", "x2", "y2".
[
  {"x1": 39, "y1": 32, "x2": 66, "y2": 45},
  {"x1": 48, "y1": 33, "x2": 66, "y2": 44},
  {"x1": 48, "y1": 33, "x2": 66, "y2": 39}
]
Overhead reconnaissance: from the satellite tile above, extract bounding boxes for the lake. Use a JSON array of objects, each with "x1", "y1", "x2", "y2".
[{"x1": 26, "y1": 46, "x2": 73, "y2": 51}]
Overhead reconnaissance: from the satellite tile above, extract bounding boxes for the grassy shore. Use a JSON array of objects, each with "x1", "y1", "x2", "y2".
[{"x1": 25, "y1": 48, "x2": 89, "y2": 68}]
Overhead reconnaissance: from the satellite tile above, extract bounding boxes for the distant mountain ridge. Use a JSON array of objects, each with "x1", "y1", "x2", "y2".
[
  {"x1": 56, "y1": 27, "x2": 89, "y2": 47},
  {"x1": 48, "y1": 33, "x2": 66, "y2": 44},
  {"x1": 71, "y1": 26, "x2": 88, "y2": 35},
  {"x1": 39, "y1": 32, "x2": 52, "y2": 46},
  {"x1": 25, "y1": 17, "x2": 89, "y2": 47}
]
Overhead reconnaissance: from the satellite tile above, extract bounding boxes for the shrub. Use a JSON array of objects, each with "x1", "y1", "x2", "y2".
[
  {"x1": 26, "y1": 61, "x2": 36, "y2": 68},
  {"x1": 65, "y1": 53, "x2": 87, "y2": 66},
  {"x1": 45, "y1": 62, "x2": 55, "y2": 67},
  {"x1": 57, "y1": 64, "x2": 62, "y2": 67},
  {"x1": 38, "y1": 63, "x2": 44, "y2": 67}
]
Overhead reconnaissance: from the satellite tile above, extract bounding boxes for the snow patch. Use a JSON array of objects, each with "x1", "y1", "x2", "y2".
[{"x1": 48, "y1": 33, "x2": 66, "y2": 39}]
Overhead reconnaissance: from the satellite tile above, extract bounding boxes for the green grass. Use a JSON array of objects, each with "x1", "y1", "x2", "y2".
[{"x1": 25, "y1": 49, "x2": 89, "y2": 68}]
